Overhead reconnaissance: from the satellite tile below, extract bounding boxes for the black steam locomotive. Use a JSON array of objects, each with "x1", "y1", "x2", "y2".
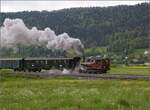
[{"x1": 0, "y1": 57, "x2": 81, "y2": 72}]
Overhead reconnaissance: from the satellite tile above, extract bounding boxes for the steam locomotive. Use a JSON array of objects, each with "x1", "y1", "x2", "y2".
[
  {"x1": 79, "y1": 57, "x2": 110, "y2": 73},
  {"x1": 0, "y1": 56, "x2": 110, "y2": 73}
]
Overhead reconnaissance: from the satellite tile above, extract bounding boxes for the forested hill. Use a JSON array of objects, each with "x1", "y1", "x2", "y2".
[{"x1": 0, "y1": 3, "x2": 150, "y2": 54}]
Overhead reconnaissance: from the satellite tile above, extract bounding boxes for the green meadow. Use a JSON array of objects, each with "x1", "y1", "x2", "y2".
[
  {"x1": 0, "y1": 69, "x2": 150, "y2": 110},
  {"x1": 109, "y1": 65, "x2": 150, "y2": 75}
]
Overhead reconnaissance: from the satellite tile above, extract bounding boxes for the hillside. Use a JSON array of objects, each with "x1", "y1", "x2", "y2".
[{"x1": 0, "y1": 3, "x2": 150, "y2": 58}]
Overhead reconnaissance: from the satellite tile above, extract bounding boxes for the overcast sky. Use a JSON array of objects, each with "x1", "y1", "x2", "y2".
[{"x1": 1, "y1": 0, "x2": 149, "y2": 12}]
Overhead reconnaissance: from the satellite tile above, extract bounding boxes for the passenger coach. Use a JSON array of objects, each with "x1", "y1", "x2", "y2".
[{"x1": 0, "y1": 57, "x2": 81, "y2": 72}]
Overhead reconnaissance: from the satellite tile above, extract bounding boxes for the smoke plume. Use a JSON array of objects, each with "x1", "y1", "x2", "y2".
[{"x1": 0, "y1": 18, "x2": 84, "y2": 55}]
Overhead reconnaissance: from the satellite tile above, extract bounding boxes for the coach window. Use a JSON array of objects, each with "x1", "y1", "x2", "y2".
[{"x1": 45, "y1": 60, "x2": 48, "y2": 64}]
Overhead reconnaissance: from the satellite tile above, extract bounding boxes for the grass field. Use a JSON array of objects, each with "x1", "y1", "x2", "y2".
[
  {"x1": 109, "y1": 65, "x2": 150, "y2": 75},
  {"x1": 0, "y1": 70, "x2": 150, "y2": 110}
]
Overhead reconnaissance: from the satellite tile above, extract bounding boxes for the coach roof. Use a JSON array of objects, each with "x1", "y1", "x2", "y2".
[{"x1": 0, "y1": 58, "x2": 22, "y2": 60}]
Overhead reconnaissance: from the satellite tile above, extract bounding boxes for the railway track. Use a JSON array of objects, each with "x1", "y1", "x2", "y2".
[
  {"x1": 69, "y1": 73, "x2": 150, "y2": 80},
  {"x1": 17, "y1": 71, "x2": 150, "y2": 80}
]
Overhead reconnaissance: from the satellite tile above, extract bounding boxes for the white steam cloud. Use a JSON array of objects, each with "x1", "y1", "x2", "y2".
[{"x1": 0, "y1": 18, "x2": 84, "y2": 55}]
